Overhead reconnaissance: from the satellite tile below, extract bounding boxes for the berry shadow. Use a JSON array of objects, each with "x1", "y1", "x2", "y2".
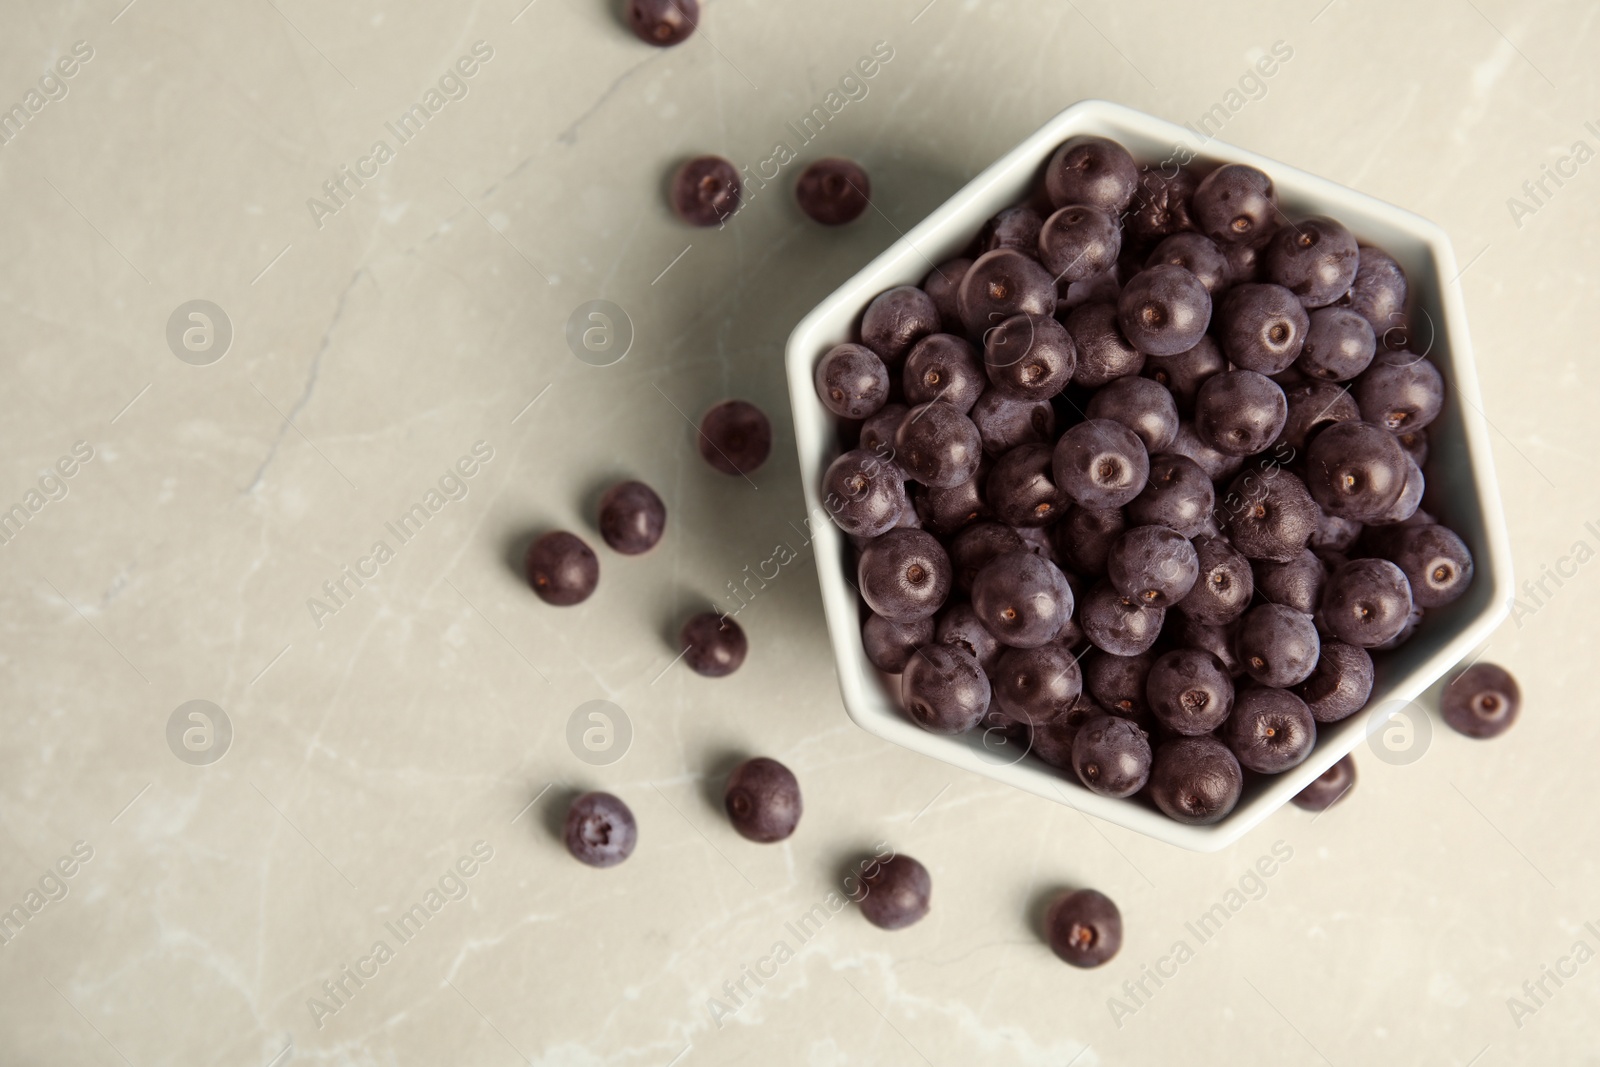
[
  {"x1": 1026, "y1": 883, "x2": 1070, "y2": 944},
  {"x1": 829, "y1": 846, "x2": 890, "y2": 912},
  {"x1": 696, "y1": 745, "x2": 750, "y2": 816},
  {"x1": 579, "y1": 473, "x2": 630, "y2": 540},
  {"x1": 501, "y1": 529, "x2": 540, "y2": 585},
  {"x1": 539, "y1": 783, "x2": 586, "y2": 847}
]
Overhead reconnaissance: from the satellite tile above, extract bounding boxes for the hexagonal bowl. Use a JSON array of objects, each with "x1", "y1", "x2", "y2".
[{"x1": 783, "y1": 99, "x2": 1513, "y2": 851}]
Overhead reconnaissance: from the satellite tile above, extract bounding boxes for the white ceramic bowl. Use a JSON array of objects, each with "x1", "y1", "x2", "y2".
[{"x1": 784, "y1": 100, "x2": 1513, "y2": 851}]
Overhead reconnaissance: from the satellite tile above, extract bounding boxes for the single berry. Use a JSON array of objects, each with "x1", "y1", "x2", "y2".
[
  {"x1": 924, "y1": 258, "x2": 974, "y2": 334},
  {"x1": 1192, "y1": 164, "x2": 1278, "y2": 246},
  {"x1": 815, "y1": 343, "x2": 890, "y2": 419},
  {"x1": 1297, "y1": 306, "x2": 1376, "y2": 381},
  {"x1": 935, "y1": 601, "x2": 1004, "y2": 674},
  {"x1": 1319, "y1": 557, "x2": 1414, "y2": 648},
  {"x1": 1305, "y1": 420, "x2": 1410, "y2": 521},
  {"x1": 670, "y1": 155, "x2": 739, "y2": 225},
  {"x1": 1252, "y1": 550, "x2": 1327, "y2": 616},
  {"x1": 1386, "y1": 523, "x2": 1474, "y2": 608},
  {"x1": 859, "y1": 854, "x2": 932, "y2": 930},
  {"x1": 902, "y1": 643, "x2": 991, "y2": 733},
  {"x1": 1266, "y1": 216, "x2": 1360, "y2": 308},
  {"x1": 1064, "y1": 301, "x2": 1146, "y2": 387},
  {"x1": 1297, "y1": 641, "x2": 1374, "y2": 722},
  {"x1": 1223, "y1": 686, "x2": 1316, "y2": 774},
  {"x1": 564, "y1": 792, "x2": 637, "y2": 867},
  {"x1": 1176, "y1": 535, "x2": 1254, "y2": 625},
  {"x1": 796, "y1": 158, "x2": 871, "y2": 225},
  {"x1": 1038, "y1": 204, "x2": 1122, "y2": 282},
  {"x1": 861, "y1": 286, "x2": 942, "y2": 366},
  {"x1": 858, "y1": 528, "x2": 952, "y2": 622},
  {"x1": 994, "y1": 642, "x2": 1084, "y2": 726},
  {"x1": 1073, "y1": 714, "x2": 1152, "y2": 798},
  {"x1": 1342, "y1": 245, "x2": 1408, "y2": 336},
  {"x1": 1052, "y1": 419, "x2": 1150, "y2": 510},
  {"x1": 699, "y1": 400, "x2": 771, "y2": 476},
  {"x1": 1127, "y1": 453, "x2": 1214, "y2": 537},
  {"x1": 823, "y1": 448, "x2": 908, "y2": 538},
  {"x1": 598, "y1": 480, "x2": 667, "y2": 555},
  {"x1": 1222, "y1": 469, "x2": 1318, "y2": 563},
  {"x1": 958, "y1": 249, "x2": 1058, "y2": 338},
  {"x1": 983, "y1": 313, "x2": 1077, "y2": 400},
  {"x1": 1216, "y1": 283, "x2": 1309, "y2": 374},
  {"x1": 1045, "y1": 888, "x2": 1123, "y2": 967},
  {"x1": 1126, "y1": 167, "x2": 1199, "y2": 243},
  {"x1": 893, "y1": 402, "x2": 983, "y2": 489},
  {"x1": 1146, "y1": 232, "x2": 1228, "y2": 294},
  {"x1": 681, "y1": 612, "x2": 747, "y2": 676},
  {"x1": 980, "y1": 205, "x2": 1045, "y2": 254},
  {"x1": 725, "y1": 757, "x2": 802, "y2": 842},
  {"x1": 1441, "y1": 663, "x2": 1520, "y2": 739},
  {"x1": 1149, "y1": 735, "x2": 1243, "y2": 825},
  {"x1": 1147, "y1": 648, "x2": 1235, "y2": 735},
  {"x1": 904, "y1": 334, "x2": 985, "y2": 412},
  {"x1": 1194, "y1": 369, "x2": 1288, "y2": 456},
  {"x1": 526, "y1": 531, "x2": 599, "y2": 605},
  {"x1": 1087, "y1": 376, "x2": 1179, "y2": 454},
  {"x1": 1045, "y1": 135, "x2": 1139, "y2": 213},
  {"x1": 1236, "y1": 603, "x2": 1321, "y2": 687},
  {"x1": 1107, "y1": 524, "x2": 1199, "y2": 607},
  {"x1": 971, "y1": 390, "x2": 1056, "y2": 456},
  {"x1": 1291, "y1": 754, "x2": 1357, "y2": 811},
  {"x1": 1078, "y1": 579, "x2": 1164, "y2": 657},
  {"x1": 1117, "y1": 264, "x2": 1212, "y2": 357},
  {"x1": 628, "y1": 0, "x2": 698, "y2": 47},
  {"x1": 971, "y1": 549, "x2": 1075, "y2": 649},
  {"x1": 1354, "y1": 351, "x2": 1444, "y2": 433}
]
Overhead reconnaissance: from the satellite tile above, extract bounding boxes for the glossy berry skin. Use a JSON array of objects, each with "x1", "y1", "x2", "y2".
[
  {"x1": 1126, "y1": 167, "x2": 1199, "y2": 243},
  {"x1": 859, "y1": 854, "x2": 932, "y2": 930},
  {"x1": 1108, "y1": 525, "x2": 1199, "y2": 607},
  {"x1": 1441, "y1": 663, "x2": 1520, "y2": 739},
  {"x1": 1087, "y1": 376, "x2": 1179, "y2": 454},
  {"x1": 1039, "y1": 204, "x2": 1122, "y2": 281},
  {"x1": 894, "y1": 402, "x2": 983, "y2": 489},
  {"x1": 1176, "y1": 536, "x2": 1253, "y2": 625},
  {"x1": 1354, "y1": 351, "x2": 1444, "y2": 433},
  {"x1": 1253, "y1": 550, "x2": 1326, "y2": 615},
  {"x1": 1128, "y1": 453, "x2": 1214, "y2": 537},
  {"x1": 1236, "y1": 603, "x2": 1321, "y2": 687},
  {"x1": 1305, "y1": 421, "x2": 1409, "y2": 521},
  {"x1": 983, "y1": 313, "x2": 1077, "y2": 400},
  {"x1": 1320, "y1": 558, "x2": 1414, "y2": 648},
  {"x1": 681, "y1": 612, "x2": 748, "y2": 676},
  {"x1": 1083, "y1": 649, "x2": 1156, "y2": 724},
  {"x1": 1277, "y1": 380, "x2": 1360, "y2": 453},
  {"x1": 1367, "y1": 451, "x2": 1424, "y2": 527},
  {"x1": 972, "y1": 549, "x2": 1075, "y2": 649},
  {"x1": 823, "y1": 448, "x2": 908, "y2": 538},
  {"x1": 971, "y1": 390, "x2": 1055, "y2": 456},
  {"x1": 1064, "y1": 302, "x2": 1145, "y2": 388},
  {"x1": 1297, "y1": 641, "x2": 1374, "y2": 722},
  {"x1": 902, "y1": 644, "x2": 990, "y2": 734},
  {"x1": 1222, "y1": 469, "x2": 1318, "y2": 563},
  {"x1": 924, "y1": 258, "x2": 974, "y2": 333},
  {"x1": 816, "y1": 343, "x2": 890, "y2": 418},
  {"x1": 1192, "y1": 164, "x2": 1278, "y2": 246},
  {"x1": 958, "y1": 249, "x2": 1057, "y2": 338},
  {"x1": 994, "y1": 642, "x2": 1084, "y2": 726},
  {"x1": 564, "y1": 792, "x2": 637, "y2": 868},
  {"x1": 526, "y1": 531, "x2": 599, "y2": 605},
  {"x1": 724, "y1": 758, "x2": 802, "y2": 843},
  {"x1": 1266, "y1": 216, "x2": 1360, "y2": 308},
  {"x1": 1223, "y1": 686, "x2": 1316, "y2": 774},
  {"x1": 698, "y1": 400, "x2": 771, "y2": 476},
  {"x1": 598, "y1": 481, "x2": 667, "y2": 555},
  {"x1": 861, "y1": 286, "x2": 941, "y2": 366},
  {"x1": 1046, "y1": 888, "x2": 1123, "y2": 968},
  {"x1": 858, "y1": 529, "x2": 952, "y2": 622},
  {"x1": 1344, "y1": 245, "x2": 1408, "y2": 336},
  {"x1": 948, "y1": 522, "x2": 1026, "y2": 594},
  {"x1": 1045, "y1": 135, "x2": 1139, "y2": 213},
  {"x1": 1291, "y1": 755, "x2": 1357, "y2": 811},
  {"x1": 862, "y1": 613, "x2": 935, "y2": 674},
  {"x1": 628, "y1": 0, "x2": 698, "y2": 47},
  {"x1": 1298, "y1": 306, "x2": 1376, "y2": 381},
  {"x1": 1049, "y1": 504, "x2": 1125, "y2": 577},
  {"x1": 1073, "y1": 714, "x2": 1152, "y2": 798},
  {"x1": 1053, "y1": 419, "x2": 1150, "y2": 510},
  {"x1": 1117, "y1": 264, "x2": 1212, "y2": 357},
  {"x1": 980, "y1": 205, "x2": 1044, "y2": 254},
  {"x1": 1147, "y1": 648, "x2": 1235, "y2": 736},
  {"x1": 1194, "y1": 370, "x2": 1287, "y2": 457},
  {"x1": 671, "y1": 155, "x2": 739, "y2": 225},
  {"x1": 1141, "y1": 336, "x2": 1225, "y2": 412},
  {"x1": 1387, "y1": 523, "x2": 1474, "y2": 608},
  {"x1": 1217, "y1": 283, "x2": 1309, "y2": 374},
  {"x1": 1147, "y1": 233, "x2": 1228, "y2": 295},
  {"x1": 1078, "y1": 580, "x2": 1164, "y2": 657},
  {"x1": 1149, "y1": 735, "x2": 1243, "y2": 825},
  {"x1": 987, "y1": 443, "x2": 1070, "y2": 527},
  {"x1": 904, "y1": 334, "x2": 985, "y2": 412},
  {"x1": 796, "y1": 158, "x2": 871, "y2": 225},
  {"x1": 935, "y1": 602, "x2": 1004, "y2": 674}
]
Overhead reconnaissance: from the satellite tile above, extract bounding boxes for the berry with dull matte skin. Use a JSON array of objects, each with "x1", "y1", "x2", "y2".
[
  {"x1": 1253, "y1": 550, "x2": 1326, "y2": 615},
  {"x1": 1176, "y1": 536, "x2": 1254, "y2": 625},
  {"x1": 935, "y1": 601, "x2": 1003, "y2": 674},
  {"x1": 904, "y1": 334, "x2": 985, "y2": 412},
  {"x1": 948, "y1": 522, "x2": 1026, "y2": 595},
  {"x1": 894, "y1": 402, "x2": 983, "y2": 489},
  {"x1": 859, "y1": 403, "x2": 908, "y2": 464},
  {"x1": 1053, "y1": 419, "x2": 1150, "y2": 510},
  {"x1": 1087, "y1": 376, "x2": 1179, "y2": 454},
  {"x1": 912, "y1": 466, "x2": 991, "y2": 536},
  {"x1": 858, "y1": 529, "x2": 952, "y2": 622},
  {"x1": 862, "y1": 613, "x2": 935, "y2": 674},
  {"x1": 1168, "y1": 421, "x2": 1242, "y2": 483},
  {"x1": 670, "y1": 155, "x2": 739, "y2": 225},
  {"x1": 1305, "y1": 421, "x2": 1409, "y2": 521},
  {"x1": 1046, "y1": 888, "x2": 1123, "y2": 968},
  {"x1": 1126, "y1": 167, "x2": 1199, "y2": 243},
  {"x1": 1387, "y1": 524, "x2": 1474, "y2": 608},
  {"x1": 1297, "y1": 306, "x2": 1376, "y2": 382},
  {"x1": 859, "y1": 854, "x2": 932, "y2": 930},
  {"x1": 1276, "y1": 380, "x2": 1360, "y2": 453},
  {"x1": 1310, "y1": 509, "x2": 1363, "y2": 557},
  {"x1": 1267, "y1": 216, "x2": 1360, "y2": 308},
  {"x1": 1045, "y1": 135, "x2": 1139, "y2": 213},
  {"x1": 987, "y1": 443, "x2": 1071, "y2": 528},
  {"x1": 699, "y1": 400, "x2": 771, "y2": 476},
  {"x1": 1297, "y1": 641, "x2": 1373, "y2": 722},
  {"x1": 972, "y1": 549, "x2": 1075, "y2": 649},
  {"x1": 1147, "y1": 233, "x2": 1228, "y2": 295},
  {"x1": 924, "y1": 258, "x2": 973, "y2": 334},
  {"x1": 628, "y1": 0, "x2": 698, "y2": 47},
  {"x1": 1354, "y1": 351, "x2": 1445, "y2": 433},
  {"x1": 958, "y1": 249, "x2": 1058, "y2": 338},
  {"x1": 1292, "y1": 755, "x2": 1357, "y2": 811},
  {"x1": 1073, "y1": 714, "x2": 1152, "y2": 798},
  {"x1": 816, "y1": 343, "x2": 890, "y2": 419},
  {"x1": 861, "y1": 286, "x2": 941, "y2": 367},
  {"x1": 823, "y1": 448, "x2": 909, "y2": 538},
  {"x1": 796, "y1": 157, "x2": 871, "y2": 225},
  {"x1": 724, "y1": 758, "x2": 802, "y2": 843},
  {"x1": 1127, "y1": 453, "x2": 1214, "y2": 537},
  {"x1": 1147, "y1": 648, "x2": 1235, "y2": 736},
  {"x1": 1193, "y1": 164, "x2": 1278, "y2": 246},
  {"x1": 1039, "y1": 204, "x2": 1122, "y2": 282},
  {"x1": 1320, "y1": 557, "x2": 1413, "y2": 648},
  {"x1": 1441, "y1": 663, "x2": 1520, "y2": 739},
  {"x1": 1108, "y1": 525, "x2": 1199, "y2": 607},
  {"x1": 1177, "y1": 616, "x2": 1243, "y2": 677},
  {"x1": 1223, "y1": 686, "x2": 1316, "y2": 774},
  {"x1": 971, "y1": 390, "x2": 1056, "y2": 457},
  {"x1": 994, "y1": 642, "x2": 1084, "y2": 726},
  {"x1": 1141, "y1": 336, "x2": 1225, "y2": 413},
  {"x1": 1222, "y1": 239, "x2": 1266, "y2": 285},
  {"x1": 1117, "y1": 264, "x2": 1212, "y2": 357},
  {"x1": 1195, "y1": 370, "x2": 1287, "y2": 456},
  {"x1": 1083, "y1": 649, "x2": 1156, "y2": 725},
  {"x1": 1236, "y1": 603, "x2": 1321, "y2": 687},
  {"x1": 902, "y1": 643, "x2": 990, "y2": 734},
  {"x1": 980, "y1": 205, "x2": 1045, "y2": 254},
  {"x1": 983, "y1": 313, "x2": 1077, "y2": 400},
  {"x1": 596, "y1": 481, "x2": 667, "y2": 556},
  {"x1": 1049, "y1": 503, "x2": 1126, "y2": 577},
  {"x1": 1342, "y1": 245, "x2": 1409, "y2": 336},
  {"x1": 1222, "y1": 469, "x2": 1318, "y2": 563},
  {"x1": 681, "y1": 612, "x2": 747, "y2": 676},
  {"x1": 1064, "y1": 301, "x2": 1145, "y2": 388},
  {"x1": 1079, "y1": 580, "x2": 1164, "y2": 657},
  {"x1": 526, "y1": 531, "x2": 600, "y2": 605},
  {"x1": 1149, "y1": 735, "x2": 1243, "y2": 824},
  {"x1": 1216, "y1": 283, "x2": 1309, "y2": 374},
  {"x1": 565, "y1": 792, "x2": 638, "y2": 867}
]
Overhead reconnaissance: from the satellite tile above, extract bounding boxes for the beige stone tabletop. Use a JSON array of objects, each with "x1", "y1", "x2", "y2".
[{"x1": 2, "y1": 0, "x2": 1598, "y2": 1064}]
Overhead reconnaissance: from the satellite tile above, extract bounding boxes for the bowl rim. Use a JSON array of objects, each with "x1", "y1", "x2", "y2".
[{"x1": 783, "y1": 99, "x2": 1514, "y2": 852}]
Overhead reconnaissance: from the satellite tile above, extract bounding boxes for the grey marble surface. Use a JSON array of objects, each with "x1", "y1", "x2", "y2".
[{"x1": 1, "y1": 0, "x2": 1598, "y2": 1064}]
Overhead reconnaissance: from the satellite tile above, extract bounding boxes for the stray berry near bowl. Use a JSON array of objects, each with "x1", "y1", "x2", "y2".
[
  {"x1": 598, "y1": 480, "x2": 667, "y2": 555},
  {"x1": 526, "y1": 531, "x2": 600, "y2": 606},
  {"x1": 699, "y1": 399, "x2": 772, "y2": 476},
  {"x1": 724, "y1": 757, "x2": 802, "y2": 842},
  {"x1": 670, "y1": 155, "x2": 740, "y2": 226},
  {"x1": 859, "y1": 854, "x2": 932, "y2": 930},
  {"x1": 1441, "y1": 662, "x2": 1520, "y2": 739},
  {"x1": 564, "y1": 791, "x2": 637, "y2": 868},
  {"x1": 680, "y1": 612, "x2": 747, "y2": 677},
  {"x1": 628, "y1": 0, "x2": 698, "y2": 47},
  {"x1": 1045, "y1": 888, "x2": 1122, "y2": 967},
  {"x1": 796, "y1": 158, "x2": 871, "y2": 225},
  {"x1": 1291, "y1": 754, "x2": 1357, "y2": 811}
]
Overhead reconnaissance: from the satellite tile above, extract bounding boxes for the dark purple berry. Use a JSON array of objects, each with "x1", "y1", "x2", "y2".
[
  {"x1": 924, "y1": 258, "x2": 974, "y2": 334},
  {"x1": 565, "y1": 792, "x2": 637, "y2": 867},
  {"x1": 1031, "y1": 695, "x2": 1097, "y2": 769},
  {"x1": 1049, "y1": 503, "x2": 1125, "y2": 576},
  {"x1": 1108, "y1": 525, "x2": 1199, "y2": 607},
  {"x1": 904, "y1": 334, "x2": 985, "y2": 412},
  {"x1": 893, "y1": 402, "x2": 983, "y2": 489},
  {"x1": 1297, "y1": 306, "x2": 1376, "y2": 381},
  {"x1": 860, "y1": 403, "x2": 908, "y2": 463},
  {"x1": 994, "y1": 642, "x2": 1084, "y2": 726},
  {"x1": 823, "y1": 448, "x2": 909, "y2": 538},
  {"x1": 1222, "y1": 238, "x2": 1266, "y2": 285},
  {"x1": 796, "y1": 158, "x2": 871, "y2": 225},
  {"x1": 1387, "y1": 523, "x2": 1474, "y2": 608},
  {"x1": 1291, "y1": 755, "x2": 1356, "y2": 811},
  {"x1": 724, "y1": 758, "x2": 802, "y2": 842},
  {"x1": 983, "y1": 313, "x2": 1077, "y2": 399},
  {"x1": 681, "y1": 611, "x2": 747, "y2": 676},
  {"x1": 986, "y1": 443, "x2": 1070, "y2": 527},
  {"x1": 971, "y1": 390, "x2": 1056, "y2": 456},
  {"x1": 902, "y1": 644, "x2": 990, "y2": 733},
  {"x1": 1039, "y1": 204, "x2": 1122, "y2": 282},
  {"x1": 1146, "y1": 233, "x2": 1228, "y2": 294},
  {"x1": 1276, "y1": 380, "x2": 1360, "y2": 453},
  {"x1": 935, "y1": 601, "x2": 1004, "y2": 674},
  {"x1": 1253, "y1": 550, "x2": 1326, "y2": 615},
  {"x1": 862, "y1": 613, "x2": 935, "y2": 674},
  {"x1": 1045, "y1": 888, "x2": 1123, "y2": 968},
  {"x1": 1078, "y1": 580, "x2": 1164, "y2": 657},
  {"x1": 1141, "y1": 336, "x2": 1225, "y2": 412},
  {"x1": 958, "y1": 249, "x2": 1057, "y2": 338},
  {"x1": 598, "y1": 481, "x2": 667, "y2": 555},
  {"x1": 816, "y1": 343, "x2": 890, "y2": 418},
  {"x1": 1169, "y1": 420, "x2": 1243, "y2": 483},
  {"x1": 859, "y1": 854, "x2": 932, "y2": 930},
  {"x1": 1236, "y1": 603, "x2": 1321, "y2": 687},
  {"x1": 1073, "y1": 714, "x2": 1152, "y2": 798},
  {"x1": 1266, "y1": 216, "x2": 1360, "y2": 308},
  {"x1": 1305, "y1": 421, "x2": 1409, "y2": 521},
  {"x1": 1177, "y1": 616, "x2": 1244, "y2": 677},
  {"x1": 526, "y1": 531, "x2": 599, "y2": 605},
  {"x1": 1126, "y1": 167, "x2": 1198, "y2": 243},
  {"x1": 858, "y1": 529, "x2": 952, "y2": 622},
  {"x1": 1343, "y1": 245, "x2": 1408, "y2": 337},
  {"x1": 1222, "y1": 468, "x2": 1318, "y2": 563},
  {"x1": 1147, "y1": 648, "x2": 1234, "y2": 735},
  {"x1": 1083, "y1": 649, "x2": 1156, "y2": 724},
  {"x1": 1127, "y1": 453, "x2": 1214, "y2": 537},
  {"x1": 1149, "y1": 735, "x2": 1243, "y2": 824},
  {"x1": 912, "y1": 467, "x2": 991, "y2": 536},
  {"x1": 1297, "y1": 641, "x2": 1373, "y2": 722},
  {"x1": 1117, "y1": 264, "x2": 1212, "y2": 357},
  {"x1": 971, "y1": 549, "x2": 1075, "y2": 649},
  {"x1": 670, "y1": 155, "x2": 739, "y2": 225},
  {"x1": 1194, "y1": 370, "x2": 1287, "y2": 457},
  {"x1": 1063, "y1": 301, "x2": 1145, "y2": 387},
  {"x1": 980, "y1": 205, "x2": 1045, "y2": 254},
  {"x1": 1192, "y1": 164, "x2": 1278, "y2": 246},
  {"x1": 1176, "y1": 536, "x2": 1253, "y2": 625},
  {"x1": 949, "y1": 522, "x2": 1025, "y2": 595},
  {"x1": 1366, "y1": 451, "x2": 1424, "y2": 526},
  {"x1": 1223, "y1": 686, "x2": 1315, "y2": 773},
  {"x1": 1441, "y1": 663, "x2": 1520, "y2": 739},
  {"x1": 1216, "y1": 283, "x2": 1309, "y2": 374},
  {"x1": 1087, "y1": 375, "x2": 1179, "y2": 453},
  {"x1": 698, "y1": 400, "x2": 771, "y2": 476},
  {"x1": 861, "y1": 285, "x2": 941, "y2": 366},
  {"x1": 628, "y1": 0, "x2": 698, "y2": 47},
  {"x1": 1354, "y1": 351, "x2": 1444, "y2": 433},
  {"x1": 1320, "y1": 557, "x2": 1413, "y2": 648},
  {"x1": 1045, "y1": 135, "x2": 1139, "y2": 213},
  {"x1": 1052, "y1": 419, "x2": 1150, "y2": 510}
]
